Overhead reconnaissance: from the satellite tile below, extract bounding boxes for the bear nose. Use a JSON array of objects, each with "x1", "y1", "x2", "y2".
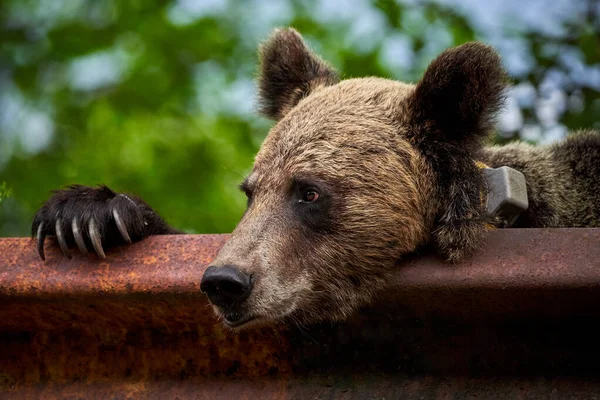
[{"x1": 200, "y1": 265, "x2": 253, "y2": 307}]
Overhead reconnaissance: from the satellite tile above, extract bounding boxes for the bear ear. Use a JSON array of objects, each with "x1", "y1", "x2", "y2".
[
  {"x1": 406, "y1": 43, "x2": 509, "y2": 263},
  {"x1": 257, "y1": 28, "x2": 339, "y2": 120},
  {"x1": 408, "y1": 42, "x2": 508, "y2": 152}
]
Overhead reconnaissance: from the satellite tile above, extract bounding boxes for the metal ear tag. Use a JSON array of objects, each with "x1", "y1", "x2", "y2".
[{"x1": 482, "y1": 166, "x2": 529, "y2": 226}]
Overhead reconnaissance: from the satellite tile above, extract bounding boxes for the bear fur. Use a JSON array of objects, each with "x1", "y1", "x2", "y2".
[{"x1": 33, "y1": 28, "x2": 600, "y2": 328}]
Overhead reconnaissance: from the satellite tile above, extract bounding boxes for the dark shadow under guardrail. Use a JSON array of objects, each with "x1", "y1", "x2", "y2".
[{"x1": 1, "y1": 228, "x2": 600, "y2": 398}]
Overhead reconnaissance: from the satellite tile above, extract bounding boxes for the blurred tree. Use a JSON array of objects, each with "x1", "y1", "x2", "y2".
[
  {"x1": 0, "y1": 182, "x2": 11, "y2": 206},
  {"x1": 0, "y1": 0, "x2": 598, "y2": 236}
]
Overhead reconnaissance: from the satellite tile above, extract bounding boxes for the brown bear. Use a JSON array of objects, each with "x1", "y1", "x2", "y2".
[{"x1": 32, "y1": 28, "x2": 600, "y2": 329}]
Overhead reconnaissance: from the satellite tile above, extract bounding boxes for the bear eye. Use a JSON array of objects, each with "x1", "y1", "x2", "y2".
[
  {"x1": 300, "y1": 190, "x2": 319, "y2": 203},
  {"x1": 293, "y1": 180, "x2": 331, "y2": 232}
]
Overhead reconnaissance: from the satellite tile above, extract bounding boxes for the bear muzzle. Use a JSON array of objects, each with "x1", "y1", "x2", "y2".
[
  {"x1": 200, "y1": 265, "x2": 257, "y2": 327},
  {"x1": 201, "y1": 265, "x2": 253, "y2": 306}
]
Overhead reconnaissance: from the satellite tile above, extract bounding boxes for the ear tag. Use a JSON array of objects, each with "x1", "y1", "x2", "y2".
[{"x1": 482, "y1": 167, "x2": 529, "y2": 226}]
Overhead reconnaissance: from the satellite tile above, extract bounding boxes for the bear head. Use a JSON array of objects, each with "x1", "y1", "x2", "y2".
[{"x1": 200, "y1": 28, "x2": 508, "y2": 329}]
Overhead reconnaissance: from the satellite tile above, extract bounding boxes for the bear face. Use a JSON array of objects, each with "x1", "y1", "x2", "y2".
[
  {"x1": 214, "y1": 79, "x2": 433, "y2": 327},
  {"x1": 203, "y1": 28, "x2": 509, "y2": 329}
]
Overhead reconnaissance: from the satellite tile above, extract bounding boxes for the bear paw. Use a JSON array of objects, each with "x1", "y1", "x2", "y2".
[{"x1": 32, "y1": 185, "x2": 146, "y2": 260}]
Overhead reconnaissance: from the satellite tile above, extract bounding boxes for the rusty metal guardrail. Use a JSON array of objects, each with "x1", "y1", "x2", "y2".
[{"x1": 1, "y1": 228, "x2": 600, "y2": 398}]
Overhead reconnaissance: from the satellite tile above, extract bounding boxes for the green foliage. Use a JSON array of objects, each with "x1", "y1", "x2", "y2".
[
  {"x1": 0, "y1": 182, "x2": 11, "y2": 205},
  {"x1": 0, "y1": 0, "x2": 598, "y2": 236}
]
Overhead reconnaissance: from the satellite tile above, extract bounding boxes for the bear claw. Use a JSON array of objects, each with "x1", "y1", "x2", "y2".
[
  {"x1": 88, "y1": 218, "x2": 106, "y2": 259},
  {"x1": 36, "y1": 222, "x2": 46, "y2": 261},
  {"x1": 112, "y1": 208, "x2": 132, "y2": 244},
  {"x1": 55, "y1": 219, "x2": 72, "y2": 259},
  {"x1": 72, "y1": 217, "x2": 89, "y2": 256}
]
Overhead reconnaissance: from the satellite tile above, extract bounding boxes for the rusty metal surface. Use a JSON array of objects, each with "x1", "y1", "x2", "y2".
[
  {"x1": 6, "y1": 376, "x2": 600, "y2": 400},
  {"x1": 1, "y1": 229, "x2": 600, "y2": 398},
  {"x1": 0, "y1": 234, "x2": 225, "y2": 296}
]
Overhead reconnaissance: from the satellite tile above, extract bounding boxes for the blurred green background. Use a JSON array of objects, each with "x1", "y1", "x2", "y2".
[{"x1": 1, "y1": 0, "x2": 599, "y2": 236}]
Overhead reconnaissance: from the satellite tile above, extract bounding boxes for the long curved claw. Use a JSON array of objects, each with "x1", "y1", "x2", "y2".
[
  {"x1": 55, "y1": 219, "x2": 72, "y2": 259},
  {"x1": 71, "y1": 217, "x2": 89, "y2": 255},
  {"x1": 36, "y1": 222, "x2": 46, "y2": 261},
  {"x1": 89, "y1": 218, "x2": 106, "y2": 259},
  {"x1": 112, "y1": 208, "x2": 132, "y2": 244}
]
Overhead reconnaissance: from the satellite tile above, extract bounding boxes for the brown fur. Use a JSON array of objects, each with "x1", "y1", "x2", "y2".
[
  {"x1": 482, "y1": 130, "x2": 600, "y2": 228},
  {"x1": 33, "y1": 27, "x2": 600, "y2": 329},
  {"x1": 219, "y1": 77, "x2": 435, "y2": 325},
  {"x1": 209, "y1": 28, "x2": 600, "y2": 328}
]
